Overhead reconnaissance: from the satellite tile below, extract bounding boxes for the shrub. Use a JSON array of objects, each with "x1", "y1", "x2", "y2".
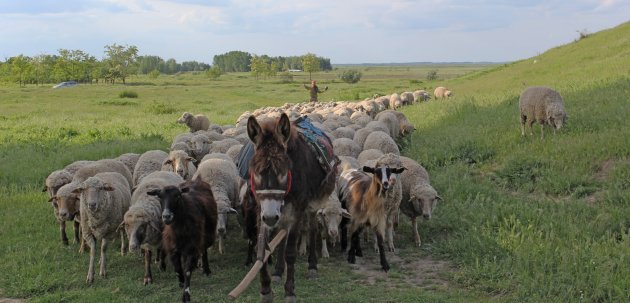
[
  {"x1": 119, "y1": 90, "x2": 138, "y2": 98},
  {"x1": 278, "y1": 72, "x2": 294, "y2": 83},
  {"x1": 427, "y1": 70, "x2": 438, "y2": 80},
  {"x1": 206, "y1": 66, "x2": 222, "y2": 80},
  {"x1": 339, "y1": 69, "x2": 362, "y2": 84},
  {"x1": 146, "y1": 101, "x2": 176, "y2": 115},
  {"x1": 148, "y1": 69, "x2": 160, "y2": 79}
]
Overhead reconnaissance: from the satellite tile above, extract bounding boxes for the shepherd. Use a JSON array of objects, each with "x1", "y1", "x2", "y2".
[{"x1": 303, "y1": 80, "x2": 328, "y2": 102}]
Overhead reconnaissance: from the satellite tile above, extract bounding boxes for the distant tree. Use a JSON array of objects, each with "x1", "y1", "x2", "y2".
[
  {"x1": 138, "y1": 55, "x2": 164, "y2": 74},
  {"x1": 213, "y1": 51, "x2": 252, "y2": 72},
  {"x1": 205, "y1": 66, "x2": 222, "y2": 80},
  {"x1": 426, "y1": 69, "x2": 438, "y2": 81},
  {"x1": 339, "y1": 69, "x2": 362, "y2": 84},
  {"x1": 103, "y1": 43, "x2": 139, "y2": 84},
  {"x1": 165, "y1": 58, "x2": 179, "y2": 74},
  {"x1": 302, "y1": 53, "x2": 320, "y2": 80},
  {"x1": 9, "y1": 55, "x2": 31, "y2": 86},
  {"x1": 148, "y1": 69, "x2": 160, "y2": 79},
  {"x1": 250, "y1": 55, "x2": 270, "y2": 80}
]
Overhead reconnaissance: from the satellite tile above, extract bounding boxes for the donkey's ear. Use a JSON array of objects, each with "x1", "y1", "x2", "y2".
[
  {"x1": 276, "y1": 113, "x2": 291, "y2": 146},
  {"x1": 247, "y1": 116, "x2": 263, "y2": 147}
]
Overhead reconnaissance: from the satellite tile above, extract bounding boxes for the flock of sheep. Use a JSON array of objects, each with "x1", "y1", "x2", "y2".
[{"x1": 43, "y1": 83, "x2": 566, "y2": 302}]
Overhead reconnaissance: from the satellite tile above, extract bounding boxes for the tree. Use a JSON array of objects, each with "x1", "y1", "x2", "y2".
[
  {"x1": 103, "y1": 43, "x2": 138, "y2": 84},
  {"x1": 302, "y1": 53, "x2": 320, "y2": 80},
  {"x1": 9, "y1": 55, "x2": 31, "y2": 87},
  {"x1": 250, "y1": 55, "x2": 269, "y2": 80}
]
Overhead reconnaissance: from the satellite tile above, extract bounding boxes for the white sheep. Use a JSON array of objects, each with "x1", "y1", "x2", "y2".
[
  {"x1": 188, "y1": 133, "x2": 211, "y2": 163},
  {"x1": 121, "y1": 171, "x2": 183, "y2": 285},
  {"x1": 398, "y1": 156, "x2": 441, "y2": 247},
  {"x1": 332, "y1": 126, "x2": 355, "y2": 140},
  {"x1": 133, "y1": 150, "x2": 169, "y2": 186},
  {"x1": 389, "y1": 93, "x2": 403, "y2": 110},
  {"x1": 161, "y1": 150, "x2": 196, "y2": 180},
  {"x1": 115, "y1": 153, "x2": 141, "y2": 176},
  {"x1": 73, "y1": 159, "x2": 133, "y2": 189},
  {"x1": 226, "y1": 144, "x2": 244, "y2": 164},
  {"x1": 209, "y1": 138, "x2": 241, "y2": 154},
  {"x1": 177, "y1": 112, "x2": 210, "y2": 132},
  {"x1": 363, "y1": 131, "x2": 400, "y2": 156},
  {"x1": 333, "y1": 138, "x2": 362, "y2": 159},
  {"x1": 400, "y1": 92, "x2": 414, "y2": 105},
  {"x1": 201, "y1": 153, "x2": 232, "y2": 163},
  {"x1": 192, "y1": 158, "x2": 239, "y2": 254},
  {"x1": 357, "y1": 149, "x2": 384, "y2": 167},
  {"x1": 433, "y1": 86, "x2": 452, "y2": 99},
  {"x1": 375, "y1": 111, "x2": 401, "y2": 140},
  {"x1": 519, "y1": 86, "x2": 567, "y2": 139},
  {"x1": 337, "y1": 156, "x2": 360, "y2": 171},
  {"x1": 75, "y1": 172, "x2": 131, "y2": 284},
  {"x1": 413, "y1": 90, "x2": 430, "y2": 102},
  {"x1": 365, "y1": 120, "x2": 391, "y2": 135},
  {"x1": 353, "y1": 128, "x2": 373, "y2": 149}
]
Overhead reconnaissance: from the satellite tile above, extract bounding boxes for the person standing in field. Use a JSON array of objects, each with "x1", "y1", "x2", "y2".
[{"x1": 304, "y1": 80, "x2": 328, "y2": 102}]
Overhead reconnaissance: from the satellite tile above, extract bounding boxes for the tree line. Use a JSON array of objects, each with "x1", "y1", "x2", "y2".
[{"x1": 0, "y1": 44, "x2": 332, "y2": 86}]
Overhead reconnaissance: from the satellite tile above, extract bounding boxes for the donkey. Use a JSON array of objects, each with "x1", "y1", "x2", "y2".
[{"x1": 247, "y1": 113, "x2": 336, "y2": 303}]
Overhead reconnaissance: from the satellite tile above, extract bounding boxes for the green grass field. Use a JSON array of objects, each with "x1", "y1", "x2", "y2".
[{"x1": 1, "y1": 21, "x2": 629, "y2": 303}]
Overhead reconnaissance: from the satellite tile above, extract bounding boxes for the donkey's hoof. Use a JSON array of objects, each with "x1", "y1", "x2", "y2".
[
  {"x1": 260, "y1": 292, "x2": 273, "y2": 303},
  {"x1": 307, "y1": 269, "x2": 318, "y2": 280},
  {"x1": 271, "y1": 275, "x2": 282, "y2": 284}
]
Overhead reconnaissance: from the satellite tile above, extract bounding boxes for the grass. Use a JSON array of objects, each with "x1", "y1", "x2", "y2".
[{"x1": 1, "y1": 21, "x2": 630, "y2": 302}]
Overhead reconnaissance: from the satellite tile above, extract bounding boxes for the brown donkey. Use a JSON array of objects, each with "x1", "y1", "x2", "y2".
[{"x1": 247, "y1": 113, "x2": 336, "y2": 303}]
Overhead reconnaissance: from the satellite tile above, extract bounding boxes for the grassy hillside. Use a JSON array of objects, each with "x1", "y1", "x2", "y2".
[{"x1": 1, "y1": 21, "x2": 629, "y2": 303}]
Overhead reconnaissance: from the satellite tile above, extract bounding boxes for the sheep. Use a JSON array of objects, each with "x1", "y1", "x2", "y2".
[
  {"x1": 389, "y1": 93, "x2": 402, "y2": 110},
  {"x1": 234, "y1": 133, "x2": 251, "y2": 146},
  {"x1": 133, "y1": 150, "x2": 169, "y2": 186},
  {"x1": 148, "y1": 178, "x2": 217, "y2": 303},
  {"x1": 192, "y1": 158, "x2": 239, "y2": 254},
  {"x1": 519, "y1": 86, "x2": 567, "y2": 139},
  {"x1": 365, "y1": 120, "x2": 391, "y2": 135},
  {"x1": 338, "y1": 164, "x2": 405, "y2": 272},
  {"x1": 382, "y1": 110, "x2": 415, "y2": 138},
  {"x1": 413, "y1": 90, "x2": 430, "y2": 102},
  {"x1": 200, "y1": 153, "x2": 232, "y2": 163},
  {"x1": 74, "y1": 172, "x2": 131, "y2": 284},
  {"x1": 398, "y1": 156, "x2": 441, "y2": 247},
  {"x1": 353, "y1": 127, "x2": 373, "y2": 149},
  {"x1": 400, "y1": 92, "x2": 414, "y2": 105},
  {"x1": 226, "y1": 144, "x2": 244, "y2": 164},
  {"x1": 332, "y1": 126, "x2": 355, "y2": 140},
  {"x1": 195, "y1": 130, "x2": 225, "y2": 141},
  {"x1": 121, "y1": 171, "x2": 183, "y2": 285},
  {"x1": 177, "y1": 112, "x2": 210, "y2": 132},
  {"x1": 62, "y1": 160, "x2": 95, "y2": 175},
  {"x1": 374, "y1": 153, "x2": 404, "y2": 252},
  {"x1": 161, "y1": 150, "x2": 197, "y2": 180},
  {"x1": 433, "y1": 86, "x2": 452, "y2": 99},
  {"x1": 363, "y1": 131, "x2": 400, "y2": 156},
  {"x1": 315, "y1": 186, "x2": 351, "y2": 258},
  {"x1": 73, "y1": 159, "x2": 133, "y2": 189},
  {"x1": 357, "y1": 149, "x2": 384, "y2": 167},
  {"x1": 375, "y1": 111, "x2": 401, "y2": 140},
  {"x1": 115, "y1": 153, "x2": 141, "y2": 176},
  {"x1": 222, "y1": 126, "x2": 246, "y2": 138},
  {"x1": 209, "y1": 138, "x2": 241, "y2": 154},
  {"x1": 333, "y1": 138, "x2": 362, "y2": 158},
  {"x1": 188, "y1": 133, "x2": 211, "y2": 163}
]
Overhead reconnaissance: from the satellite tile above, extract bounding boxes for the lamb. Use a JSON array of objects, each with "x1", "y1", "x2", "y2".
[
  {"x1": 519, "y1": 86, "x2": 567, "y2": 139},
  {"x1": 161, "y1": 150, "x2": 197, "y2": 180},
  {"x1": 148, "y1": 178, "x2": 217, "y2": 303},
  {"x1": 363, "y1": 131, "x2": 400, "y2": 156},
  {"x1": 115, "y1": 153, "x2": 141, "y2": 176},
  {"x1": 133, "y1": 150, "x2": 169, "y2": 186},
  {"x1": 357, "y1": 149, "x2": 384, "y2": 167},
  {"x1": 192, "y1": 158, "x2": 239, "y2": 254},
  {"x1": 433, "y1": 86, "x2": 452, "y2": 99},
  {"x1": 338, "y1": 164, "x2": 405, "y2": 271},
  {"x1": 398, "y1": 156, "x2": 441, "y2": 247},
  {"x1": 315, "y1": 185, "x2": 351, "y2": 258},
  {"x1": 177, "y1": 112, "x2": 210, "y2": 132},
  {"x1": 121, "y1": 171, "x2": 183, "y2": 285},
  {"x1": 74, "y1": 172, "x2": 131, "y2": 284},
  {"x1": 333, "y1": 138, "x2": 362, "y2": 158}
]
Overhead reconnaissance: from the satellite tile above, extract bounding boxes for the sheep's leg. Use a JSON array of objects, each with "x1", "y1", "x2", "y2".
[
  {"x1": 540, "y1": 123, "x2": 545, "y2": 139},
  {"x1": 218, "y1": 235, "x2": 224, "y2": 255},
  {"x1": 182, "y1": 254, "x2": 196, "y2": 303},
  {"x1": 520, "y1": 115, "x2": 527, "y2": 137},
  {"x1": 171, "y1": 252, "x2": 184, "y2": 287},
  {"x1": 527, "y1": 120, "x2": 535, "y2": 136},
  {"x1": 272, "y1": 236, "x2": 287, "y2": 283},
  {"x1": 85, "y1": 235, "x2": 96, "y2": 284},
  {"x1": 372, "y1": 233, "x2": 379, "y2": 253},
  {"x1": 73, "y1": 220, "x2": 81, "y2": 245},
  {"x1": 284, "y1": 230, "x2": 298, "y2": 302},
  {"x1": 144, "y1": 249, "x2": 153, "y2": 285},
  {"x1": 412, "y1": 217, "x2": 421, "y2": 247},
  {"x1": 59, "y1": 220, "x2": 69, "y2": 245},
  {"x1": 120, "y1": 230, "x2": 126, "y2": 256},
  {"x1": 201, "y1": 247, "x2": 211, "y2": 276},
  {"x1": 99, "y1": 238, "x2": 108, "y2": 278},
  {"x1": 321, "y1": 232, "x2": 330, "y2": 258},
  {"x1": 386, "y1": 221, "x2": 395, "y2": 252},
  {"x1": 375, "y1": 231, "x2": 390, "y2": 272}
]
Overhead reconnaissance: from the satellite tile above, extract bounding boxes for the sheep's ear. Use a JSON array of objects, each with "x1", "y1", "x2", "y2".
[
  {"x1": 247, "y1": 116, "x2": 263, "y2": 147},
  {"x1": 392, "y1": 167, "x2": 406, "y2": 174},
  {"x1": 48, "y1": 196, "x2": 56, "y2": 203},
  {"x1": 42, "y1": 185, "x2": 48, "y2": 192},
  {"x1": 103, "y1": 184, "x2": 115, "y2": 191},
  {"x1": 146, "y1": 189, "x2": 160, "y2": 196},
  {"x1": 187, "y1": 157, "x2": 196, "y2": 163},
  {"x1": 163, "y1": 159, "x2": 173, "y2": 165},
  {"x1": 362, "y1": 166, "x2": 375, "y2": 174},
  {"x1": 71, "y1": 187, "x2": 83, "y2": 194},
  {"x1": 275, "y1": 113, "x2": 291, "y2": 146},
  {"x1": 341, "y1": 208, "x2": 351, "y2": 218},
  {"x1": 436, "y1": 195, "x2": 443, "y2": 201}
]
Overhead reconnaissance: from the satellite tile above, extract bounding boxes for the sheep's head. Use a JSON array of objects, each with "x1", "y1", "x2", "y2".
[
  {"x1": 190, "y1": 135, "x2": 210, "y2": 157},
  {"x1": 216, "y1": 202, "x2": 237, "y2": 239},
  {"x1": 548, "y1": 110, "x2": 567, "y2": 131},
  {"x1": 121, "y1": 207, "x2": 162, "y2": 252},
  {"x1": 177, "y1": 112, "x2": 192, "y2": 124},
  {"x1": 73, "y1": 177, "x2": 115, "y2": 212},
  {"x1": 147, "y1": 185, "x2": 183, "y2": 225},
  {"x1": 53, "y1": 183, "x2": 82, "y2": 220},
  {"x1": 163, "y1": 151, "x2": 196, "y2": 179},
  {"x1": 317, "y1": 205, "x2": 351, "y2": 241},
  {"x1": 410, "y1": 184, "x2": 441, "y2": 219}
]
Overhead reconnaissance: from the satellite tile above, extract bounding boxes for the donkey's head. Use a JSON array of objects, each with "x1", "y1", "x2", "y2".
[{"x1": 247, "y1": 113, "x2": 293, "y2": 228}]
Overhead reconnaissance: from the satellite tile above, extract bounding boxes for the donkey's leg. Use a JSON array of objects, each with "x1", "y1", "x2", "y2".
[{"x1": 284, "y1": 230, "x2": 298, "y2": 303}]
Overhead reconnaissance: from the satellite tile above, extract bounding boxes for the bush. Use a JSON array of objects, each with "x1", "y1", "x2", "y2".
[
  {"x1": 146, "y1": 101, "x2": 176, "y2": 115},
  {"x1": 278, "y1": 72, "x2": 294, "y2": 83},
  {"x1": 119, "y1": 90, "x2": 138, "y2": 98},
  {"x1": 148, "y1": 69, "x2": 160, "y2": 79},
  {"x1": 339, "y1": 69, "x2": 362, "y2": 84},
  {"x1": 427, "y1": 70, "x2": 438, "y2": 81},
  {"x1": 206, "y1": 66, "x2": 222, "y2": 80}
]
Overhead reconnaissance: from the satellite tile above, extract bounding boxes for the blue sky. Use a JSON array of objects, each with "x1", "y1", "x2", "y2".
[{"x1": 1, "y1": 0, "x2": 629, "y2": 64}]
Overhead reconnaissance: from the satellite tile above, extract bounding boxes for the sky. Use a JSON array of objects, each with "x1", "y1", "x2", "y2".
[{"x1": 1, "y1": 0, "x2": 629, "y2": 64}]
